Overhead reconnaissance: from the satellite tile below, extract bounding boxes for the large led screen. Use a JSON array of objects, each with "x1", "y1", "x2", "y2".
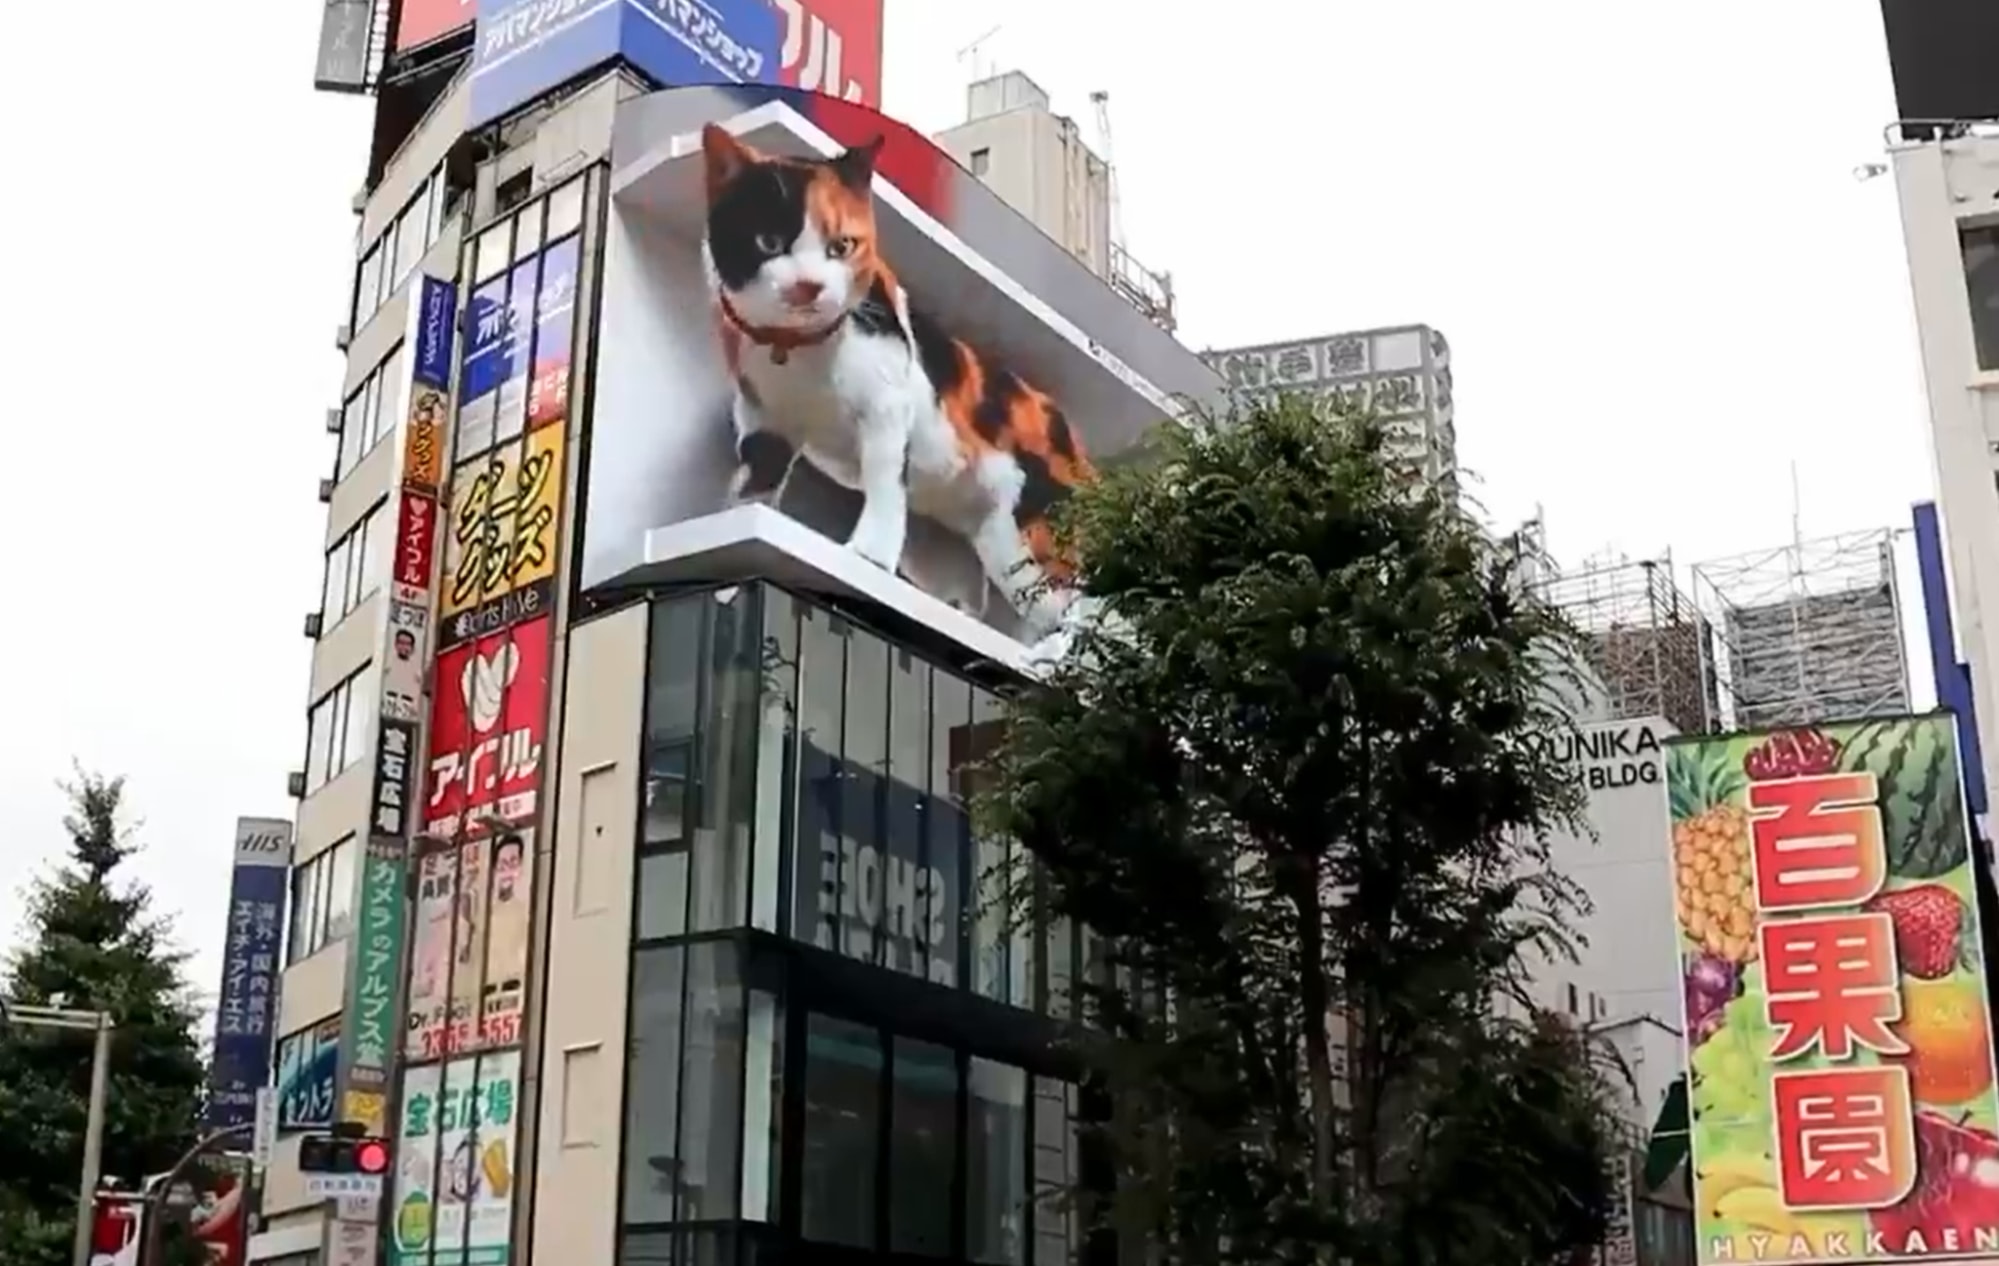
[{"x1": 580, "y1": 94, "x2": 1210, "y2": 648}]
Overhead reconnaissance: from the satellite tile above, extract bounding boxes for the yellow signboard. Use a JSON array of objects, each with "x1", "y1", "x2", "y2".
[{"x1": 438, "y1": 423, "x2": 564, "y2": 649}]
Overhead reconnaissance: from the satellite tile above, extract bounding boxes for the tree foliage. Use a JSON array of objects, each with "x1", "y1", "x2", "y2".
[
  {"x1": 983, "y1": 397, "x2": 1623, "y2": 1265},
  {"x1": 0, "y1": 769, "x2": 206, "y2": 1266}
]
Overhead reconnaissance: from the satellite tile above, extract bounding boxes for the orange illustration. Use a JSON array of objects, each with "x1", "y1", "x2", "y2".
[{"x1": 1891, "y1": 976, "x2": 1997, "y2": 1106}]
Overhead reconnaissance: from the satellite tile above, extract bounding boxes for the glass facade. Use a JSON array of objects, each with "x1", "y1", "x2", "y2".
[{"x1": 619, "y1": 585, "x2": 1089, "y2": 1265}]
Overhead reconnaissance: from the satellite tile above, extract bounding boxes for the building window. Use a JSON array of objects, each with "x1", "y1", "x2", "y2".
[
  {"x1": 623, "y1": 945, "x2": 687, "y2": 1227},
  {"x1": 393, "y1": 191, "x2": 429, "y2": 288},
  {"x1": 800, "y1": 1013, "x2": 882, "y2": 1249},
  {"x1": 304, "y1": 661, "x2": 376, "y2": 795},
  {"x1": 319, "y1": 500, "x2": 389, "y2": 632},
  {"x1": 352, "y1": 243, "x2": 383, "y2": 332},
  {"x1": 1964, "y1": 222, "x2": 1999, "y2": 372},
  {"x1": 351, "y1": 166, "x2": 447, "y2": 334},
  {"x1": 335, "y1": 343, "x2": 407, "y2": 481},
  {"x1": 640, "y1": 590, "x2": 764, "y2": 936},
  {"x1": 677, "y1": 942, "x2": 745, "y2": 1222},
  {"x1": 970, "y1": 147, "x2": 991, "y2": 178},
  {"x1": 287, "y1": 835, "x2": 357, "y2": 964},
  {"x1": 967, "y1": 1057, "x2": 1028, "y2": 1265},
  {"x1": 638, "y1": 583, "x2": 1055, "y2": 1003},
  {"x1": 890, "y1": 1037, "x2": 958, "y2": 1256},
  {"x1": 620, "y1": 937, "x2": 761, "y2": 1233},
  {"x1": 1031, "y1": 1076, "x2": 1079, "y2": 1265}
]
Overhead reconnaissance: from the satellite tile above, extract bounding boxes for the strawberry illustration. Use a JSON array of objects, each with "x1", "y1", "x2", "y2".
[
  {"x1": 1865, "y1": 884, "x2": 1966, "y2": 980},
  {"x1": 1743, "y1": 727, "x2": 1842, "y2": 780}
]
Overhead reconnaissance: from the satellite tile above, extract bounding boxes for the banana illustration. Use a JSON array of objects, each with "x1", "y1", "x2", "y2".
[
  {"x1": 1697, "y1": 1154, "x2": 1774, "y2": 1183},
  {"x1": 481, "y1": 1140, "x2": 512, "y2": 1199},
  {"x1": 1699, "y1": 1169, "x2": 1773, "y2": 1219},
  {"x1": 1715, "y1": 1186, "x2": 1811, "y2": 1240}
]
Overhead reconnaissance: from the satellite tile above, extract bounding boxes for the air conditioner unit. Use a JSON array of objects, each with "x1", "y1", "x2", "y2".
[
  {"x1": 304, "y1": 612, "x2": 324, "y2": 639},
  {"x1": 287, "y1": 771, "x2": 307, "y2": 800},
  {"x1": 351, "y1": 187, "x2": 369, "y2": 214},
  {"x1": 335, "y1": 324, "x2": 352, "y2": 351},
  {"x1": 325, "y1": 407, "x2": 343, "y2": 435},
  {"x1": 317, "y1": 477, "x2": 337, "y2": 504}
]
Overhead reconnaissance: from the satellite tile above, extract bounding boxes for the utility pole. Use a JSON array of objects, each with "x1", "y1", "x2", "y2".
[{"x1": 0, "y1": 998, "x2": 117, "y2": 1266}]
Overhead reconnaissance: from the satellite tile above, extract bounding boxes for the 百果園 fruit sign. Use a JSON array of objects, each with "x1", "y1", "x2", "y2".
[{"x1": 1665, "y1": 715, "x2": 1999, "y2": 1266}]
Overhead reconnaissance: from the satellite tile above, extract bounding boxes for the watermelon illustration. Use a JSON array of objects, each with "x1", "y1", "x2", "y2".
[{"x1": 1838, "y1": 719, "x2": 1969, "y2": 880}]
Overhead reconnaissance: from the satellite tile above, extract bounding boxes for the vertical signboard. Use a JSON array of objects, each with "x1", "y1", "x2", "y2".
[
  {"x1": 333, "y1": 273, "x2": 459, "y2": 1137},
  {"x1": 421, "y1": 188, "x2": 578, "y2": 851},
  {"x1": 389, "y1": 1054, "x2": 520, "y2": 1266},
  {"x1": 339, "y1": 840, "x2": 410, "y2": 1134},
  {"x1": 206, "y1": 817, "x2": 291, "y2": 1131},
  {"x1": 1667, "y1": 715, "x2": 1999, "y2": 1263},
  {"x1": 313, "y1": 0, "x2": 374, "y2": 93},
  {"x1": 386, "y1": 184, "x2": 584, "y2": 1266}
]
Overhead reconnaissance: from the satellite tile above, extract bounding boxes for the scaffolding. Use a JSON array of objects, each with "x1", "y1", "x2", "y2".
[
  {"x1": 1692, "y1": 528, "x2": 1912, "y2": 732},
  {"x1": 1539, "y1": 551, "x2": 1718, "y2": 735}
]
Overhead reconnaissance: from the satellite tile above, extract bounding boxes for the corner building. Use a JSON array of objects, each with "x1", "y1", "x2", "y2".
[{"x1": 278, "y1": 7, "x2": 1222, "y2": 1266}]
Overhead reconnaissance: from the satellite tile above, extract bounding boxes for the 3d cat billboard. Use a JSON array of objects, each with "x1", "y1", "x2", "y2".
[{"x1": 581, "y1": 91, "x2": 1213, "y2": 651}]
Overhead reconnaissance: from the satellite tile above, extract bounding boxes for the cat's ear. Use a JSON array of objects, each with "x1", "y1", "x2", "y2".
[
  {"x1": 830, "y1": 135, "x2": 885, "y2": 192},
  {"x1": 702, "y1": 124, "x2": 757, "y2": 198}
]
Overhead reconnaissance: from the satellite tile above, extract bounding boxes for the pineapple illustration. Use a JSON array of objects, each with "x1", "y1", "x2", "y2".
[{"x1": 1669, "y1": 746, "x2": 1757, "y2": 964}]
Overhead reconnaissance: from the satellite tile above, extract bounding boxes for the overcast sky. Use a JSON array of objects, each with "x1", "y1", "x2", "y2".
[{"x1": 0, "y1": 2, "x2": 1935, "y2": 1012}]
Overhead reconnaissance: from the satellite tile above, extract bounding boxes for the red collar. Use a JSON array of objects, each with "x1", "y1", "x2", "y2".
[{"x1": 717, "y1": 290, "x2": 845, "y2": 365}]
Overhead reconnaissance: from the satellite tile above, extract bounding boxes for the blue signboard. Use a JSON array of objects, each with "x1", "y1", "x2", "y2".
[
  {"x1": 205, "y1": 818, "x2": 291, "y2": 1131},
  {"x1": 274, "y1": 1016, "x2": 341, "y2": 1131},
  {"x1": 468, "y1": 0, "x2": 782, "y2": 131},
  {"x1": 534, "y1": 235, "x2": 580, "y2": 375},
  {"x1": 414, "y1": 274, "x2": 458, "y2": 390}
]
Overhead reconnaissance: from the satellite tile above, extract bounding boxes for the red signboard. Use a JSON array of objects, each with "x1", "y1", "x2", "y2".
[
  {"x1": 394, "y1": 490, "x2": 440, "y2": 597},
  {"x1": 394, "y1": 0, "x2": 471, "y2": 52},
  {"x1": 423, "y1": 614, "x2": 551, "y2": 839},
  {"x1": 777, "y1": 0, "x2": 885, "y2": 106}
]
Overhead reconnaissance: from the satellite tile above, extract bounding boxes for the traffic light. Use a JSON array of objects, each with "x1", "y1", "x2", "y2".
[{"x1": 297, "y1": 1133, "x2": 391, "y2": 1176}]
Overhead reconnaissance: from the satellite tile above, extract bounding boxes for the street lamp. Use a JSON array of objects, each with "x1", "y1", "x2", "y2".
[{"x1": 0, "y1": 996, "x2": 115, "y2": 1266}]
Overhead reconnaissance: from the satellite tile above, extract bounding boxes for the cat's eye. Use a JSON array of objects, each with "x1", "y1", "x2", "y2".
[
  {"x1": 753, "y1": 232, "x2": 785, "y2": 255},
  {"x1": 826, "y1": 236, "x2": 856, "y2": 259}
]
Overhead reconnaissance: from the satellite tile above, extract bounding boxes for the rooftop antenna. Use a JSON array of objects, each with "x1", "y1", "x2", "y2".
[{"x1": 956, "y1": 25, "x2": 1002, "y2": 86}]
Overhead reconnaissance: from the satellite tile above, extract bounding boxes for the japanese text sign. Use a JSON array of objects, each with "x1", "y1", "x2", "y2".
[
  {"x1": 339, "y1": 839, "x2": 411, "y2": 1097},
  {"x1": 389, "y1": 1052, "x2": 521, "y2": 1266},
  {"x1": 423, "y1": 614, "x2": 551, "y2": 841},
  {"x1": 371, "y1": 718, "x2": 421, "y2": 840},
  {"x1": 402, "y1": 275, "x2": 457, "y2": 497},
  {"x1": 205, "y1": 817, "x2": 291, "y2": 1131},
  {"x1": 1666, "y1": 716, "x2": 1999, "y2": 1264},
  {"x1": 275, "y1": 1016, "x2": 342, "y2": 1131},
  {"x1": 439, "y1": 389, "x2": 565, "y2": 650}
]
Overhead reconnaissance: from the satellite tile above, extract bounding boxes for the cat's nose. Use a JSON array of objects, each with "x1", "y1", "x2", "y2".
[{"x1": 782, "y1": 280, "x2": 824, "y2": 306}]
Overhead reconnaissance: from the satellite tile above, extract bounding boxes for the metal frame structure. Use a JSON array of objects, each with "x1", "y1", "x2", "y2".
[
  {"x1": 1692, "y1": 528, "x2": 1912, "y2": 732},
  {"x1": 1539, "y1": 550, "x2": 1717, "y2": 735}
]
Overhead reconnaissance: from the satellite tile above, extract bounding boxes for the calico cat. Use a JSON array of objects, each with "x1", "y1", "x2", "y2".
[{"x1": 698, "y1": 122, "x2": 1094, "y2": 637}]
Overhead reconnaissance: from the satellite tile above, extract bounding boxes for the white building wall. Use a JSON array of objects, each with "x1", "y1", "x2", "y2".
[
  {"x1": 1892, "y1": 130, "x2": 1999, "y2": 814},
  {"x1": 1527, "y1": 716, "x2": 1683, "y2": 1123},
  {"x1": 934, "y1": 72, "x2": 1113, "y2": 280}
]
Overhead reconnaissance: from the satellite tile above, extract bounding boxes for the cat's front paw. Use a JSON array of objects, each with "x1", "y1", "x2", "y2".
[{"x1": 846, "y1": 526, "x2": 903, "y2": 573}]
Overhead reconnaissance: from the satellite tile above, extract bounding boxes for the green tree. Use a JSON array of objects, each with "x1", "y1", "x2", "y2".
[
  {"x1": 0, "y1": 769, "x2": 206, "y2": 1266},
  {"x1": 984, "y1": 397, "x2": 1621, "y2": 1265}
]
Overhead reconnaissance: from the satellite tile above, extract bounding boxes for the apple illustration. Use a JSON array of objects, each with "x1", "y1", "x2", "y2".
[{"x1": 1869, "y1": 1111, "x2": 1999, "y2": 1251}]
